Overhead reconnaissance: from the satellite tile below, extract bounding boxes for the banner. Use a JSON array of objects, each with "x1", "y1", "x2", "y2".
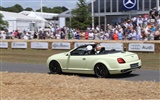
[
  {"x1": 0, "y1": 42, "x2": 8, "y2": 48},
  {"x1": 100, "y1": 43, "x2": 124, "y2": 51},
  {"x1": 12, "y1": 42, "x2": 27, "y2": 48},
  {"x1": 122, "y1": 0, "x2": 137, "y2": 10},
  {"x1": 31, "y1": 42, "x2": 48, "y2": 49},
  {"x1": 52, "y1": 42, "x2": 70, "y2": 49},
  {"x1": 129, "y1": 43, "x2": 155, "y2": 52}
]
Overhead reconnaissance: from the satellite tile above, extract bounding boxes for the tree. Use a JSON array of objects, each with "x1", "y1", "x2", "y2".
[
  {"x1": 5, "y1": 7, "x2": 19, "y2": 13},
  {"x1": 61, "y1": 6, "x2": 69, "y2": 12},
  {"x1": 24, "y1": 7, "x2": 33, "y2": 11},
  {"x1": 14, "y1": 4, "x2": 24, "y2": 12},
  {"x1": 36, "y1": 6, "x2": 68, "y2": 13},
  {"x1": 71, "y1": 0, "x2": 91, "y2": 30},
  {"x1": 0, "y1": 13, "x2": 8, "y2": 30},
  {"x1": 52, "y1": 7, "x2": 63, "y2": 13}
]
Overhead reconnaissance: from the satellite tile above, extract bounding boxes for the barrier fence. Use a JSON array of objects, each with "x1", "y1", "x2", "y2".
[{"x1": 0, "y1": 40, "x2": 160, "y2": 53}]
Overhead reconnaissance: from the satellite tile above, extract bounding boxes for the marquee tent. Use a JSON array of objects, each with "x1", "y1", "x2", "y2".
[{"x1": 0, "y1": 11, "x2": 46, "y2": 32}]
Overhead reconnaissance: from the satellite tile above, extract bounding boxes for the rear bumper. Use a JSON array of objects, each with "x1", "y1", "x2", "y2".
[
  {"x1": 109, "y1": 60, "x2": 142, "y2": 74},
  {"x1": 109, "y1": 66, "x2": 141, "y2": 74},
  {"x1": 121, "y1": 66, "x2": 141, "y2": 73}
]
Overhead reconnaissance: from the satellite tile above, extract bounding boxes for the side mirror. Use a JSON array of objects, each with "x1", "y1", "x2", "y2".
[{"x1": 66, "y1": 52, "x2": 71, "y2": 56}]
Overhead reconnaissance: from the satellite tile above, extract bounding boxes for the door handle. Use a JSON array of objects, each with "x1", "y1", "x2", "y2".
[{"x1": 82, "y1": 58, "x2": 86, "y2": 60}]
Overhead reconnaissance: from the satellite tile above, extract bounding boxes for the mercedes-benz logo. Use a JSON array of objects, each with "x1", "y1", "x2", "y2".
[{"x1": 123, "y1": 0, "x2": 136, "y2": 9}]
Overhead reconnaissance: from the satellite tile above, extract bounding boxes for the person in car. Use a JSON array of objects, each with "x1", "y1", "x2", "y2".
[{"x1": 95, "y1": 45, "x2": 104, "y2": 54}]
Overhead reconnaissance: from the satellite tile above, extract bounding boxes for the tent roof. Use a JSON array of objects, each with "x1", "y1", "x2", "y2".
[
  {"x1": 0, "y1": 11, "x2": 44, "y2": 21},
  {"x1": 27, "y1": 11, "x2": 46, "y2": 21},
  {"x1": 20, "y1": 11, "x2": 59, "y2": 19}
]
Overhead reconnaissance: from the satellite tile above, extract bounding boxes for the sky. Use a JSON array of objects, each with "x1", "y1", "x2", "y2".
[{"x1": 0, "y1": 0, "x2": 91, "y2": 10}]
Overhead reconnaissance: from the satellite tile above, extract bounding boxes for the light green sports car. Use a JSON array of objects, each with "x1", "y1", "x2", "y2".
[{"x1": 47, "y1": 44, "x2": 141, "y2": 78}]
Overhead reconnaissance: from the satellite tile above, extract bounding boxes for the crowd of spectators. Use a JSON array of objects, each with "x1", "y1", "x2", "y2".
[{"x1": 0, "y1": 15, "x2": 160, "y2": 41}]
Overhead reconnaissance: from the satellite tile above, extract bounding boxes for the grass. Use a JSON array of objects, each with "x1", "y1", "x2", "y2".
[{"x1": 0, "y1": 49, "x2": 160, "y2": 70}]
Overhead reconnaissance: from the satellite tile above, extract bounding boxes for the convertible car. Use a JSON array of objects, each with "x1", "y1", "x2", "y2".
[{"x1": 47, "y1": 44, "x2": 141, "y2": 78}]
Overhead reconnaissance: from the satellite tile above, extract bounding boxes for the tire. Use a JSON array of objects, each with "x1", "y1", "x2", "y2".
[
  {"x1": 49, "y1": 61, "x2": 62, "y2": 74},
  {"x1": 94, "y1": 64, "x2": 110, "y2": 78}
]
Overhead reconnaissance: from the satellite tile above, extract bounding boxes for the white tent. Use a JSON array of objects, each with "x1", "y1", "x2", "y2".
[{"x1": 0, "y1": 11, "x2": 46, "y2": 32}]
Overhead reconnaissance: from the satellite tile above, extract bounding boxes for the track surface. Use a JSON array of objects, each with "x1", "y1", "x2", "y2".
[{"x1": 0, "y1": 62, "x2": 159, "y2": 82}]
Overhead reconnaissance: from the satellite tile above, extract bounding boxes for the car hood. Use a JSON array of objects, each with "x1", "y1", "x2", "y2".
[{"x1": 50, "y1": 52, "x2": 67, "y2": 57}]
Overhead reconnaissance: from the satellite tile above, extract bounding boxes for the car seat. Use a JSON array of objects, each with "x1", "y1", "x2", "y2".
[
  {"x1": 99, "y1": 47, "x2": 105, "y2": 54},
  {"x1": 89, "y1": 49, "x2": 95, "y2": 55}
]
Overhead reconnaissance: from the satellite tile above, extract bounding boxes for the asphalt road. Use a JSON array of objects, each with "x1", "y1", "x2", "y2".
[{"x1": 0, "y1": 62, "x2": 159, "y2": 82}]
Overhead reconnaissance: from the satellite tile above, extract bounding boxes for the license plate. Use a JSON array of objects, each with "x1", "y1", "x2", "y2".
[{"x1": 130, "y1": 63, "x2": 139, "y2": 68}]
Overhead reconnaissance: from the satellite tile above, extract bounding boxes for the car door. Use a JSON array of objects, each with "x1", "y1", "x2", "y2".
[{"x1": 67, "y1": 47, "x2": 88, "y2": 70}]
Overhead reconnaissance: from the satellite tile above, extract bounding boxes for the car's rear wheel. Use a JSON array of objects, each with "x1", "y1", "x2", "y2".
[
  {"x1": 94, "y1": 64, "x2": 110, "y2": 78},
  {"x1": 49, "y1": 61, "x2": 62, "y2": 74}
]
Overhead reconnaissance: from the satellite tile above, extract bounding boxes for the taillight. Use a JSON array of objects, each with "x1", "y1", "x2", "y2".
[{"x1": 117, "y1": 58, "x2": 126, "y2": 64}]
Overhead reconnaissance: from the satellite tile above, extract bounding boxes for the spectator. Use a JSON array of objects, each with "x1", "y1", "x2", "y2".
[
  {"x1": 23, "y1": 32, "x2": 29, "y2": 40},
  {"x1": 118, "y1": 30, "x2": 123, "y2": 40},
  {"x1": 136, "y1": 30, "x2": 141, "y2": 40},
  {"x1": 94, "y1": 30, "x2": 100, "y2": 40},
  {"x1": 127, "y1": 30, "x2": 132, "y2": 40},
  {"x1": 1, "y1": 31, "x2": 6, "y2": 40},
  {"x1": 75, "y1": 31, "x2": 80, "y2": 40},
  {"x1": 55, "y1": 31, "x2": 61, "y2": 39},
  {"x1": 154, "y1": 28, "x2": 160, "y2": 40},
  {"x1": 109, "y1": 30, "x2": 114, "y2": 40},
  {"x1": 131, "y1": 30, "x2": 137, "y2": 40},
  {"x1": 103, "y1": 30, "x2": 109, "y2": 40},
  {"x1": 99, "y1": 29, "x2": 104, "y2": 40},
  {"x1": 88, "y1": 30, "x2": 94, "y2": 40},
  {"x1": 38, "y1": 30, "x2": 43, "y2": 39},
  {"x1": 113, "y1": 30, "x2": 118, "y2": 40},
  {"x1": 80, "y1": 30, "x2": 85, "y2": 40},
  {"x1": 85, "y1": 30, "x2": 89, "y2": 40},
  {"x1": 14, "y1": 30, "x2": 18, "y2": 38},
  {"x1": 33, "y1": 31, "x2": 38, "y2": 39}
]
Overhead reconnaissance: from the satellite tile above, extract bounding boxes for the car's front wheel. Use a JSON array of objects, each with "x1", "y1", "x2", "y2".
[
  {"x1": 94, "y1": 64, "x2": 110, "y2": 78},
  {"x1": 49, "y1": 61, "x2": 62, "y2": 74}
]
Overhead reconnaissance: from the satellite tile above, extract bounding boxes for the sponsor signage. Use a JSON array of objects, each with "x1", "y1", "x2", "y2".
[
  {"x1": 74, "y1": 42, "x2": 95, "y2": 48},
  {"x1": 52, "y1": 42, "x2": 70, "y2": 49},
  {"x1": 11, "y1": 42, "x2": 27, "y2": 48},
  {"x1": 0, "y1": 42, "x2": 8, "y2": 48},
  {"x1": 31, "y1": 42, "x2": 48, "y2": 49},
  {"x1": 100, "y1": 43, "x2": 124, "y2": 51},
  {"x1": 129, "y1": 43, "x2": 155, "y2": 52},
  {"x1": 122, "y1": 0, "x2": 137, "y2": 10}
]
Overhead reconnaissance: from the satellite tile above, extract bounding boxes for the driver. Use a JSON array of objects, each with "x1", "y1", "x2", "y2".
[{"x1": 95, "y1": 45, "x2": 103, "y2": 54}]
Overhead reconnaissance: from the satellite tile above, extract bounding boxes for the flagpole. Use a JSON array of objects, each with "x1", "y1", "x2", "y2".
[
  {"x1": 41, "y1": 0, "x2": 43, "y2": 13},
  {"x1": 157, "y1": 0, "x2": 159, "y2": 10},
  {"x1": 40, "y1": 0, "x2": 43, "y2": 29},
  {"x1": 91, "y1": 0, "x2": 94, "y2": 30}
]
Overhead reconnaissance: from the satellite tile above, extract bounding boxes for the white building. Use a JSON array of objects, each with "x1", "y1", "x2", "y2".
[{"x1": 59, "y1": 0, "x2": 160, "y2": 30}]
